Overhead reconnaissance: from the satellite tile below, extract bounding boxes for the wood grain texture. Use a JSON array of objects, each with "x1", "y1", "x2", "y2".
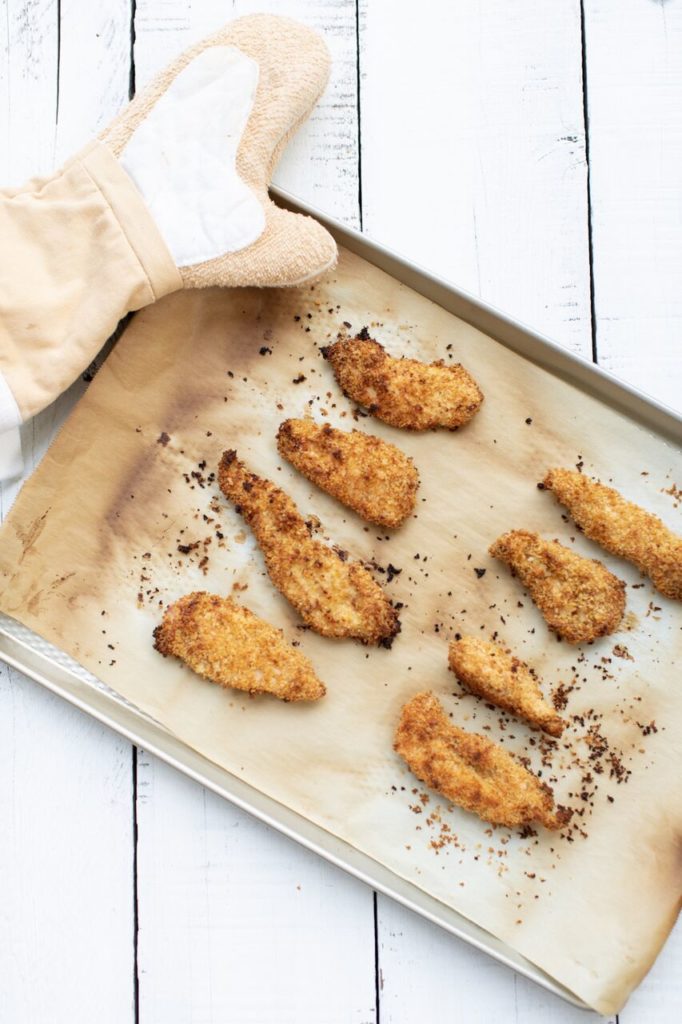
[
  {"x1": 0, "y1": 666, "x2": 135, "y2": 1024},
  {"x1": 0, "y1": 4, "x2": 135, "y2": 1023},
  {"x1": 358, "y1": 0, "x2": 593, "y2": 357},
  {"x1": 584, "y1": 0, "x2": 682, "y2": 412},
  {"x1": 377, "y1": 899, "x2": 617, "y2": 1024},
  {"x1": 136, "y1": 752, "x2": 377, "y2": 1024}
]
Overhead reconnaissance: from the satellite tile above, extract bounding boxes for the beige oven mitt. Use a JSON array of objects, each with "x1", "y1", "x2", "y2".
[{"x1": 0, "y1": 13, "x2": 336, "y2": 478}]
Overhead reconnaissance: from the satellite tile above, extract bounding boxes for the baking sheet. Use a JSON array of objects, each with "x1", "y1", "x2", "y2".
[{"x1": 0, "y1": 244, "x2": 680, "y2": 1014}]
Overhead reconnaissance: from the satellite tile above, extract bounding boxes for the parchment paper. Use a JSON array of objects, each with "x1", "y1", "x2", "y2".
[{"x1": 1, "y1": 248, "x2": 680, "y2": 1014}]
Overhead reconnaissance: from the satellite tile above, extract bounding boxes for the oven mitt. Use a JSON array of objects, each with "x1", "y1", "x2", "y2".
[{"x1": 0, "y1": 13, "x2": 336, "y2": 479}]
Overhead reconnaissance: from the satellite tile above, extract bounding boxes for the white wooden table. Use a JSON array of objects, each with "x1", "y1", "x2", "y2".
[{"x1": 1, "y1": 2, "x2": 681, "y2": 1021}]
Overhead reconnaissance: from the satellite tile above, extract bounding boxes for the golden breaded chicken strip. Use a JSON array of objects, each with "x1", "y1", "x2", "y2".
[
  {"x1": 489, "y1": 530, "x2": 626, "y2": 644},
  {"x1": 153, "y1": 592, "x2": 325, "y2": 702},
  {"x1": 321, "y1": 332, "x2": 483, "y2": 430},
  {"x1": 394, "y1": 692, "x2": 570, "y2": 830},
  {"x1": 277, "y1": 418, "x2": 419, "y2": 528},
  {"x1": 543, "y1": 468, "x2": 682, "y2": 601},
  {"x1": 218, "y1": 451, "x2": 400, "y2": 646},
  {"x1": 448, "y1": 636, "x2": 565, "y2": 737}
]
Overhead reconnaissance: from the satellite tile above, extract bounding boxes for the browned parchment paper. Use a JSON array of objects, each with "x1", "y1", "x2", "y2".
[{"x1": 1, "y1": 248, "x2": 680, "y2": 1014}]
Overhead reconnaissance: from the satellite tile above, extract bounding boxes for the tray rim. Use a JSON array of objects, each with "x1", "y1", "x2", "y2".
[{"x1": 3, "y1": 187, "x2": 680, "y2": 1013}]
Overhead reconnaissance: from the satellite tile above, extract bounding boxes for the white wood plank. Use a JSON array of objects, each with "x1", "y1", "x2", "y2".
[
  {"x1": 378, "y1": 899, "x2": 616, "y2": 1024},
  {"x1": 0, "y1": 665, "x2": 134, "y2": 1024},
  {"x1": 132, "y1": 5, "x2": 373, "y2": 1023},
  {"x1": 0, "y1": 4, "x2": 135, "y2": 1022},
  {"x1": 55, "y1": 0, "x2": 134, "y2": 160},
  {"x1": 584, "y1": 0, "x2": 682, "y2": 413},
  {"x1": 133, "y1": 0, "x2": 360, "y2": 225},
  {"x1": 359, "y1": 0, "x2": 592, "y2": 358},
  {"x1": 136, "y1": 751, "x2": 377, "y2": 1024},
  {"x1": 0, "y1": 0, "x2": 59, "y2": 187}
]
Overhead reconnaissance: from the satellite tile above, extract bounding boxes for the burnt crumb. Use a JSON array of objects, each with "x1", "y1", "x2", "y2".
[
  {"x1": 292, "y1": 374, "x2": 307, "y2": 384},
  {"x1": 536, "y1": 481, "x2": 545, "y2": 490},
  {"x1": 552, "y1": 682, "x2": 575, "y2": 711},
  {"x1": 358, "y1": 326, "x2": 372, "y2": 341},
  {"x1": 342, "y1": 320, "x2": 352, "y2": 329},
  {"x1": 576, "y1": 456, "x2": 584, "y2": 472},
  {"x1": 336, "y1": 548, "x2": 348, "y2": 562},
  {"x1": 157, "y1": 432, "x2": 171, "y2": 446},
  {"x1": 82, "y1": 370, "x2": 93, "y2": 383},
  {"x1": 259, "y1": 346, "x2": 272, "y2": 356},
  {"x1": 293, "y1": 315, "x2": 301, "y2": 322},
  {"x1": 474, "y1": 567, "x2": 487, "y2": 579},
  {"x1": 525, "y1": 417, "x2": 533, "y2": 425},
  {"x1": 612, "y1": 644, "x2": 634, "y2": 661},
  {"x1": 177, "y1": 542, "x2": 200, "y2": 555},
  {"x1": 386, "y1": 563, "x2": 402, "y2": 583},
  {"x1": 636, "y1": 720, "x2": 658, "y2": 737}
]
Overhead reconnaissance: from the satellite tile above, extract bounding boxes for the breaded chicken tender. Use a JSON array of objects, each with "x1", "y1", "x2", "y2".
[
  {"x1": 276, "y1": 418, "x2": 419, "y2": 528},
  {"x1": 321, "y1": 333, "x2": 483, "y2": 430},
  {"x1": 448, "y1": 636, "x2": 565, "y2": 737},
  {"x1": 394, "y1": 692, "x2": 570, "y2": 830},
  {"x1": 543, "y1": 468, "x2": 682, "y2": 601},
  {"x1": 489, "y1": 530, "x2": 626, "y2": 644},
  {"x1": 218, "y1": 451, "x2": 400, "y2": 646},
  {"x1": 153, "y1": 592, "x2": 325, "y2": 701}
]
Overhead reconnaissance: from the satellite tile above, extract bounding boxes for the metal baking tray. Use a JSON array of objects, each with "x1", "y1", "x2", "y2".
[{"x1": 2, "y1": 187, "x2": 680, "y2": 1010}]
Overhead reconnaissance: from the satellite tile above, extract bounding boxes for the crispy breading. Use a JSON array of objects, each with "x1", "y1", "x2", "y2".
[
  {"x1": 448, "y1": 635, "x2": 565, "y2": 737},
  {"x1": 489, "y1": 529, "x2": 626, "y2": 644},
  {"x1": 543, "y1": 467, "x2": 682, "y2": 601},
  {"x1": 276, "y1": 418, "x2": 419, "y2": 528},
  {"x1": 321, "y1": 333, "x2": 483, "y2": 430},
  {"x1": 218, "y1": 451, "x2": 400, "y2": 646},
  {"x1": 394, "y1": 692, "x2": 570, "y2": 830},
  {"x1": 153, "y1": 592, "x2": 325, "y2": 701}
]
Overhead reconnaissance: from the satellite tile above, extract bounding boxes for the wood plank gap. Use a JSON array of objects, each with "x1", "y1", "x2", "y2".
[
  {"x1": 354, "y1": 0, "x2": 363, "y2": 230},
  {"x1": 133, "y1": 746, "x2": 141, "y2": 1024},
  {"x1": 373, "y1": 890, "x2": 381, "y2": 1023},
  {"x1": 579, "y1": 0, "x2": 598, "y2": 364},
  {"x1": 55, "y1": 0, "x2": 61, "y2": 124},
  {"x1": 129, "y1": 0, "x2": 137, "y2": 100}
]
